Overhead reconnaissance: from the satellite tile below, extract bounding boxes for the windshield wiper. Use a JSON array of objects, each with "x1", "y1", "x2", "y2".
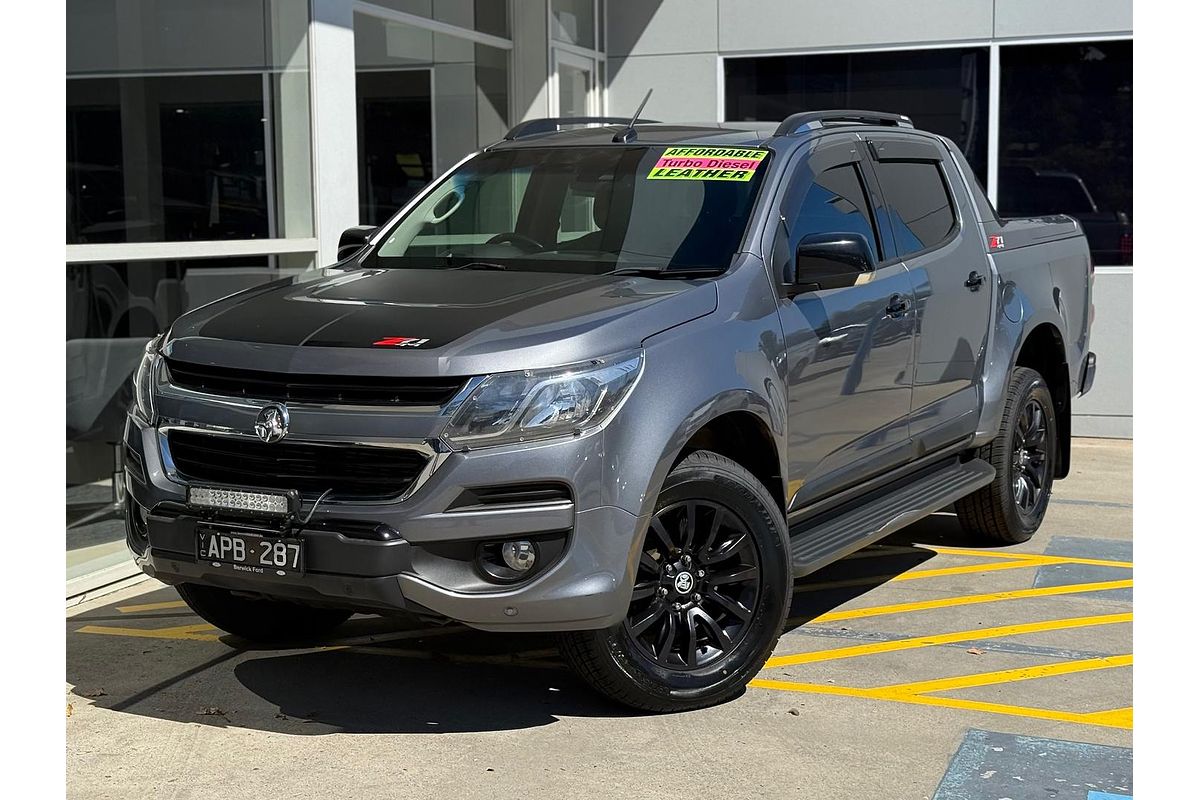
[{"x1": 608, "y1": 267, "x2": 725, "y2": 279}]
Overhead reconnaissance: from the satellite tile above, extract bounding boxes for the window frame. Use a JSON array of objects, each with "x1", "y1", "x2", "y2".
[
  {"x1": 764, "y1": 133, "x2": 885, "y2": 291},
  {"x1": 862, "y1": 134, "x2": 962, "y2": 266}
]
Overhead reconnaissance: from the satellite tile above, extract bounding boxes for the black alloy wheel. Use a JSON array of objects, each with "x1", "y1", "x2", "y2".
[
  {"x1": 1011, "y1": 396, "x2": 1051, "y2": 520},
  {"x1": 625, "y1": 500, "x2": 761, "y2": 670},
  {"x1": 956, "y1": 366, "x2": 1058, "y2": 544},
  {"x1": 558, "y1": 450, "x2": 791, "y2": 712}
]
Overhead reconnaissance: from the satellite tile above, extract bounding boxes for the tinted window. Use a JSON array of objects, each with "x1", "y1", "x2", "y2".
[
  {"x1": 724, "y1": 48, "x2": 989, "y2": 186},
  {"x1": 782, "y1": 164, "x2": 879, "y2": 261},
  {"x1": 999, "y1": 41, "x2": 1132, "y2": 265},
  {"x1": 873, "y1": 161, "x2": 956, "y2": 256}
]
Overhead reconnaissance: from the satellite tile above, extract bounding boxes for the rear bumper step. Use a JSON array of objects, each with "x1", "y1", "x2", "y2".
[{"x1": 789, "y1": 458, "x2": 995, "y2": 575}]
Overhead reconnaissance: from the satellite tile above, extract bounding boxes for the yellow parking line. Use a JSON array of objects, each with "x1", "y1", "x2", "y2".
[
  {"x1": 878, "y1": 654, "x2": 1133, "y2": 695},
  {"x1": 795, "y1": 557, "x2": 1054, "y2": 593},
  {"x1": 115, "y1": 600, "x2": 188, "y2": 614},
  {"x1": 926, "y1": 546, "x2": 1132, "y2": 569},
  {"x1": 76, "y1": 623, "x2": 218, "y2": 641},
  {"x1": 765, "y1": 612, "x2": 1131, "y2": 669},
  {"x1": 748, "y1": 678, "x2": 1133, "y2": 729},
  {"x1": 794, "y1": 578, "x2": 1133, "y2": 625},
  {"x1": 1079, "y1": 706, "x2": 1133, "y2": 728}
]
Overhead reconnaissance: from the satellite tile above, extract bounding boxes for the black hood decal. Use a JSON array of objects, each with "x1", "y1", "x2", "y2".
[
  {"x1": 164, "y1": 267, "x2": 717, "y2": 377},
  {"x1": 187, "y1": 269, "x2": 635, "y2": 349}
]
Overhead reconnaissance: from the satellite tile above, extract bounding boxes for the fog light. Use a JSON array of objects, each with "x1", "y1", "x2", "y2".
[
  {"x1": 502, "y1": 540, "x2": 536, "y2": 572},
  {"x1": 476, "y1": 538, "x2": 546, "y2": 583}
]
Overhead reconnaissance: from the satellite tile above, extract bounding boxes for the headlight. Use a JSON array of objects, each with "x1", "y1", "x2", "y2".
[
  {"x1": 132, "y1": 335, "x2": 163, "y2": 423},
  {"x1": 443, "y1": 352, "x2": 643, "y2": 449}
]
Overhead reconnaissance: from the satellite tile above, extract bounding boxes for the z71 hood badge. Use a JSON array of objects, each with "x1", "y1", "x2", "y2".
[{"x1": 374, "y1": 336, "x2": 431, "y2": 348}]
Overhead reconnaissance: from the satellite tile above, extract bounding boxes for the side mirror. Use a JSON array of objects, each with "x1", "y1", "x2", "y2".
[
  {"x1": 790, "y1": 232, "x2": 875, "y2": 292},
  {"x1": 338, "y1": 225, "x2": 377, "y2": 261}
]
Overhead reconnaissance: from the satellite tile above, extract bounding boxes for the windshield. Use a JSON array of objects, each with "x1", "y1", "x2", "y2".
[{"x1": 366, "y1": 145, "x2": 771, "y2": 274}]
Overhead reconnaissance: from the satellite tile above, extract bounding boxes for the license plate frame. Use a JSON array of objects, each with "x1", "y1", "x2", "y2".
[{"x1": 196, "y1": 526, "x2": 305, "y2": 577}]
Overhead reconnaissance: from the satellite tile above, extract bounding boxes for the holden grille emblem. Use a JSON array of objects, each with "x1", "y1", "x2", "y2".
[{"x1": 254, "y1": 403, "x2": 289, "y2": 443}]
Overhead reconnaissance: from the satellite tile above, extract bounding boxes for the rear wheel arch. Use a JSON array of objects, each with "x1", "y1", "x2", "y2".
[{"x1": 1013, "y1": 322, "x2": 1072, "y2": 478}]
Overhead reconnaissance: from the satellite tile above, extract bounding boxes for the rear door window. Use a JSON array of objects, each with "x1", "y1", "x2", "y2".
[{"x1": 872, "y1": 160, "x2": 957, "y2": 256}]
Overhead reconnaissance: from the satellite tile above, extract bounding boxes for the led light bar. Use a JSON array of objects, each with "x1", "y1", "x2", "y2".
[{"x1": 187, "y1": 485, "x2": 293, "y2": 517}]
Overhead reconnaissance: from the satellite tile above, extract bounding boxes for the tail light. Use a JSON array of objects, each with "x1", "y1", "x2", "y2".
[{"x1": 1119, "y1": 232, "x2": 1132, "y2": 265}]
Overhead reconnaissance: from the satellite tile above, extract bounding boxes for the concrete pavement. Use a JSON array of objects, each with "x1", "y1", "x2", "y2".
[{"x1": 66, "y1": 437, "x2": 1133, "y2": 799}]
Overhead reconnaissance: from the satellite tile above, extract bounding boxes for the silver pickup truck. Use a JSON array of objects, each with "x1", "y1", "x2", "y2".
[{"x1": 123, "y1": 109, "x2": 1096, "y2": 712}]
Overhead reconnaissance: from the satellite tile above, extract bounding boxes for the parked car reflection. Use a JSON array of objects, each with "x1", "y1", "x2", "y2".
[{"x1": 998, "y1": 163, "x2": 1131, "y2": 265}]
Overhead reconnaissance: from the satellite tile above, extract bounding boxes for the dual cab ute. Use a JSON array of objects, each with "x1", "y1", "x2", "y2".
[{"x1": 124, "y1": 110, "x2": 1096, "y2": 711}]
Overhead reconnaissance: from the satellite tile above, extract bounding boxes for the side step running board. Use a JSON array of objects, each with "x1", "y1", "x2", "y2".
[{"x1": 789, "y1": 459, "x2": 995, "y2": 576}]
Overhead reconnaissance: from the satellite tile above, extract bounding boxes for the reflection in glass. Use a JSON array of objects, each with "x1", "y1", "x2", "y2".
[
  {"x1": 999, "y1": 41, "x2": 1132, "y2": 265},
  {"x1": 67, "y1": 76, "x2": 273, "y2": 243},
  {"x1": 355, "y1": 0, "x2": 510, "y2": 38},
  {"x1": 357, "y1": 70, "x2": 435, "y2": 226},
  {"x1": 724, "y1": 48, "x2": 990, "y2": 186},
  {"x1": 65, "y1": 0, "x2": 313, "y2": 245},
  {"x1": 65, "y1": 254, "x2": 312, "y2": 581},
  {"x1": 558, "y1": 61, "x2": 591, "y2": 118},
  {"x1": 552, "y1": 0, "x2": 596, "y2": 49},
  {"x1": 354, "y1": 11, "x2": 511, "y2": 200}
]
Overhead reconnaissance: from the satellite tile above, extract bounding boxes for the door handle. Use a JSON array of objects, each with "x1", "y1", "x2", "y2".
[
  {"x1": 964, "y1": 270, "x2": 986, "y2": 291},
  {"x1": 884, "y1": 294, "x2": 910, "y2": 317}
]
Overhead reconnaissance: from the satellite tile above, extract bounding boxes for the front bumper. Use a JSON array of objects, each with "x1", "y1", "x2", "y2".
[
  {"x1": 133, "y1": 504, "x2": 641, "y2": 632},
  {"x1": 124, "y1": 405, "x2": 647, "y2": 632}
]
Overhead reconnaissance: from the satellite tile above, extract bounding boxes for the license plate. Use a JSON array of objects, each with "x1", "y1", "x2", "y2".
[{"x1": 197, "y1": 527, "x2": 305, "y2": 576}]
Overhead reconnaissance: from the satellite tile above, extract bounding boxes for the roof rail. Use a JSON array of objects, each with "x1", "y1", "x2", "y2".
[
  {"x1": 774, "y1": 110, "x2": 914, "y2": 137},
  {"x1": 503, "y1": 116, "x2": 660, "y2": 140}
]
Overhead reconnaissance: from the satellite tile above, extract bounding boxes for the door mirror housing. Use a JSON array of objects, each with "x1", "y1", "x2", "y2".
[
  {"x1": 338, "y1": 226, "x2": 377, "y2": 261},
  {"x1": 788, "y1": 232, "x2": 875, "y2": 293}
]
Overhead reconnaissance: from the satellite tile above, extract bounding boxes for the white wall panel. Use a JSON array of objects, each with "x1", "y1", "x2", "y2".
[
  {"x1": 607, "y1": 53, "x2": 719, "y2": 121},
  {"x1": 995, "y1": 0, "x2": 1132, "y2": 39},
  {"x1": 715, "y1": 0, "x2": 992, "y2": 54},
  {"x1": 1072, "y1": 270, "x2": 1132, "y2": 438},
  {"x1": 607, "y1": 0, "x2": 718, "y2": 57}
]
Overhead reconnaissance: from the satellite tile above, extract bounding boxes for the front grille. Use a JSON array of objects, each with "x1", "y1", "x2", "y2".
[
  {"x1": 165, "y1": 359, "x2": 466, "y2": 407},
  {"x1": 167, "y1": 430, "x2": 428, "y2": 500}
]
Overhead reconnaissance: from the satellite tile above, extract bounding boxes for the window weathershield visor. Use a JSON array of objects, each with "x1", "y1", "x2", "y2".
[{"x1": 442, "y1": 353, "x2": 643, "y2": 449}]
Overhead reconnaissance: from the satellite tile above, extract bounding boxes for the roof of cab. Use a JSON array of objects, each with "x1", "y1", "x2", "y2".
[
  {"x1": 487, "y1": 122, "x2": 782, "y2": 150},
  {"x1": 487, "y1": 111, "x2": 919, "y2": 153}
]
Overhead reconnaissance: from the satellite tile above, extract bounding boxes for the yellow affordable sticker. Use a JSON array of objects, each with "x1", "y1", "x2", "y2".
[{"x1": 647, "y1": 147, "x2": 769, "y2": 182}]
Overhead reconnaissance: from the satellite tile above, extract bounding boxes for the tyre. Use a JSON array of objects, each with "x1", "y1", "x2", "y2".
[
  {"x1": 177, "y1": 583, "x2": 353, "y2": 643},
  {"x1": 559, "y1": 450, "x2": 792, "y2": 712},
  {"x1": 956, "y1": 366, "x2": 1058, "y2": 544}
]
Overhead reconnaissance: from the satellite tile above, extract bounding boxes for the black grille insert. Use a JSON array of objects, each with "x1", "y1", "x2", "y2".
[
  {"x1": 165, "y1": 359, "x2": 466, "y2": 407},
  {"x1": 167, "y1": 431, "x2": 428, "y2": 500},
  {"x1": 448, "y1": 483, "x2": 572, "y2": 511}
]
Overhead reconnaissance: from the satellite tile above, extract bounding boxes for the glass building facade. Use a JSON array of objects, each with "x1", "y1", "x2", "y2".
[
  {"x1": 724, "y1": 40, "x2": 1132, "y2": 267},
  {"x1": 65, "y1": 0, "x2": 612, "y2": 590}
]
